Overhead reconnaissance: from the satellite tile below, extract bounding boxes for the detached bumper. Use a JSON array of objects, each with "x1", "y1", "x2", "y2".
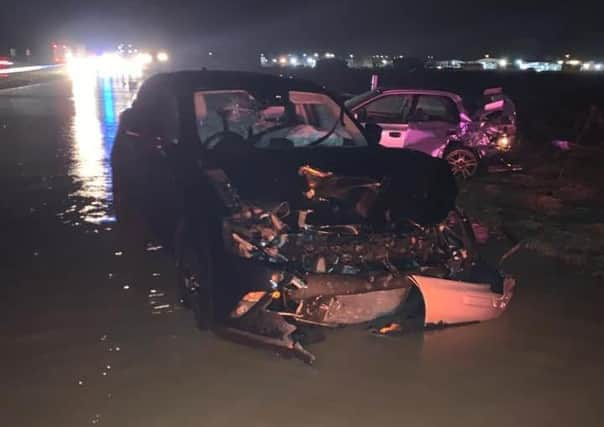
[{"x1": 411, "y1": 275, "x2": 515, "y2": 326}]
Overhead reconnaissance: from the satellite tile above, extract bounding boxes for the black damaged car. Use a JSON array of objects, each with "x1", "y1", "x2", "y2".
[{"x1": 111, "y1": 71, "x2": 514, "y2": 363}]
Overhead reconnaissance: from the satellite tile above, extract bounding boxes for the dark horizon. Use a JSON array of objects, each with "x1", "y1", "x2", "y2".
[{"x1": 3, "y1": 1, "x2": 604, "y2": 60}]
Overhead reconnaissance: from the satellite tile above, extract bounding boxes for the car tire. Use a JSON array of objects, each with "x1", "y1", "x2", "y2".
[
  {"x1": 176, "y1": 227, "x2": 215, "y2": 331},
  {"x1": 444, "y1": 147, "x2": 480, "y2": 179}
]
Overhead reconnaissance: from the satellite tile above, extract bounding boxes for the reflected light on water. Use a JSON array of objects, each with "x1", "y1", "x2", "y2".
[
  {"x1": 69, "y1": 65, "x2": 135, "y2": 223},
  {"x1": 71, "y1": 66, "x2": 106, "y2": 199}
]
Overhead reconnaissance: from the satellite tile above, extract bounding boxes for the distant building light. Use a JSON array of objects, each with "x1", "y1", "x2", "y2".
[
  {"x1": 515, "y1": 59, "x2": 523, "y2": 66},
  {"x1": 595, "y1": 63, "x2": 603, "y2": 71},
  {"x1": 279, "y1": 56, "x2": 287, "y2": 65},
  {"x1": 272, "y1": 58, "x2": 278, "y2": 63},
  {"x1": 498, "y1": 58, "x2": 508, "y2": 68},
  {"x1": 290, "y1": 56, "x2": 299, "y2": 66},
  {"x1": 557, "y1": 60, "x2": 564, "y2": 65}
]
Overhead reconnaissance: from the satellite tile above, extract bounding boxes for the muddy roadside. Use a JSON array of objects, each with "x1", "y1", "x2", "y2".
[{"x1": 459, "y1": 143, "x2": 604, "y2": 278}]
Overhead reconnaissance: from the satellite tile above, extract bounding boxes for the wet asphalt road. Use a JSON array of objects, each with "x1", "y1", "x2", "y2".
[{"x1": 1, "y1": 78, "x2": 603, "y2": 427}]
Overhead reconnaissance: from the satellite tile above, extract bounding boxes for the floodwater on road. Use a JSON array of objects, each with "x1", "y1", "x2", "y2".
[{"x1": 1, "y1": 79, "x2": 603, "y2": 427}]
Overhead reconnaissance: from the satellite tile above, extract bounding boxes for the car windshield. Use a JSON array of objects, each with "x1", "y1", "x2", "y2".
[{"x1": 194, "y1": 90, "x2": 367, "y2": 149}]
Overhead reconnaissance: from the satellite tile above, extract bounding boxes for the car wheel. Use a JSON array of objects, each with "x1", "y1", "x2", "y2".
[
  {"x1": 177, "y1": 239, "x2": 214, "y2": 330},
  {"x1": 445, "y1": 148, "x2": 479, "y2": 179}
]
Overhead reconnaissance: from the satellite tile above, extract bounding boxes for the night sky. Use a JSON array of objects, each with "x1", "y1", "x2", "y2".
[{"x1": 3, "y1": 0, "x2": 604, "y2": 60}]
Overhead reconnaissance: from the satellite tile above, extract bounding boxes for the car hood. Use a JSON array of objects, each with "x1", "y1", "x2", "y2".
[{"x1": 206, "y1": 146, "x2": 457, "y2": 226}]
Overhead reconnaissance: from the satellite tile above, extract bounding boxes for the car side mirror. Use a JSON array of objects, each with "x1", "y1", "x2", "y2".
[{"x1": 364, "y1": 123, "x2": 382, "y2": 146}]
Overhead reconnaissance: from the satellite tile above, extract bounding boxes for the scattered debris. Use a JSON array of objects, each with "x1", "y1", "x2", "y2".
[{"x1": 375, "y1": 323, "x2": 403, "y2": 336}]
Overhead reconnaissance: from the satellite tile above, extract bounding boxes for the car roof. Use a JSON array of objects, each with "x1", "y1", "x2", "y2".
[
  {"x1": 377, "y1": 88, "x2": 463, "y2": 100},
  {"x1": 141, "y1": 70, "x2": 327, "y2": 97}
]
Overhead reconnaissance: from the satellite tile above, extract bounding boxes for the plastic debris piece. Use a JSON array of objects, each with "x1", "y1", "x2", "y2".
[
  {"x1": 378, "y1": 323, "x2": 402, "y2": 334},
  {"x1": 148, "y1": 292, "x2": 165, "y2": 298}
]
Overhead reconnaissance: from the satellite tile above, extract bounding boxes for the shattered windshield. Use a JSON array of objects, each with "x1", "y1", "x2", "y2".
[{"x1": 194, "y1": 90, "x2": 367, "y2": 149}]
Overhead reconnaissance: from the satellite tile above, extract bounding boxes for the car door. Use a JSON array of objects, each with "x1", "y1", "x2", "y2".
[
  {"x1": 355, "y1": 94, "x2": 414, "y2": 148},
  {"x1": 119, "y1": 84, "x2": 185, "y2": 246},
  {"x1": 404, "y1": 95, "x2": 460, "y2": 157}
]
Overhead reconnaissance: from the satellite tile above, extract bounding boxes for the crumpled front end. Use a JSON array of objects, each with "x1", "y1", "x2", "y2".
[
  {"x1": 460, "y1": 88, "x2": 518, "y2": 158},
  {"x1": 207, "y1": 165, "x2": 515, "y2": 363}
]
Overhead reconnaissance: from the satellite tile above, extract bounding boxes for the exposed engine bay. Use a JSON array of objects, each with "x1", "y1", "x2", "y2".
[{"x1": 206, "y1": 164, "x2": 515, "y2": 363}]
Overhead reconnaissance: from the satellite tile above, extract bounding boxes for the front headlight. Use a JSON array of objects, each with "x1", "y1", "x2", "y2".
[{"x1": 495, "y1": 134, "x2": 511, "y2": 151}]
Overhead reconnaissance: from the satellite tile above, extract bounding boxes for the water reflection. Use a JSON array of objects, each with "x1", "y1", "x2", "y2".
[{"x1": 69, "y1": 72, "x2": 135, "y2": 223}]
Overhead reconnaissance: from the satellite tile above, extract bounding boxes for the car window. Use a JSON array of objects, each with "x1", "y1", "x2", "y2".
[
  {"x1": 193, "y1": 90, "x2": 367, "y2": 149},
  {"x1": 344, "y1": 89, "x2": 381, "y2": 109},
  {"x1": 133, "y1": 82, "x2": 179, "y2": 142},
  {"x1": 361, "y1": 95, "x2": 414, "y2": 124},
  {"x1": 412, "y1": 95, "x2": 459, "y2": 123}
]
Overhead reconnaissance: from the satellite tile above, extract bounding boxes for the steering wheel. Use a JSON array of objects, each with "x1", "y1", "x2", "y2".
[{"x1": 203, "y1": 131, "x2": 242, "y2": 149}]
